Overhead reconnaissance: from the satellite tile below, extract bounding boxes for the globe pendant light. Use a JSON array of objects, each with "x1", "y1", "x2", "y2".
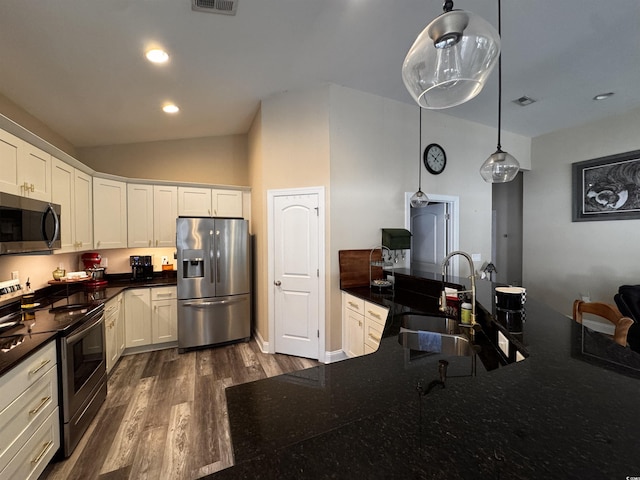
[
  {"x1": 410, "y1": 108, "x2": 429, "y2": 208},
  {"x1": 479, "y1": 0, "x2": 520, "y2": 183},
  {"x1": 402, "y1": 0, "x2": 501, "y2": 110}
]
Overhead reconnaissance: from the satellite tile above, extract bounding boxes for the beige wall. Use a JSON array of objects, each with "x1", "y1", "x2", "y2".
[
  {"x1": 524, "y1": 106, "x2": 640, "y2": 315},
  {"x1": 249, "y1": 86, "x2": 331, "y2": 346},
  {"x1": 77, "y1": 135, "x2": 249, "y2": 186},
  {"x1": 0, "y1": 92, "x2": 76, "y2": 157}
]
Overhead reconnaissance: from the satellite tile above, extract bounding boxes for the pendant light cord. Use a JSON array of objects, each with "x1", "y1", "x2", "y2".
[
  {"x1": 497, "y1": 0, "x2": 502, "y2": 151},
  {"x1": 418, "y1": 107, "x2": 422, "y2": 189}
]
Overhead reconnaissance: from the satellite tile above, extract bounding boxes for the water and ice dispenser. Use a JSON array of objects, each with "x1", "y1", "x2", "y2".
[{"x1": 182, "y1": 250, "x2": 204, "y2": 278}]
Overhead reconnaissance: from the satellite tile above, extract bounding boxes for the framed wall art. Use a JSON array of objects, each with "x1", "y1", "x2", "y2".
[{"x1": 572, "y1": 149, "x2": 640, "y2": 222}]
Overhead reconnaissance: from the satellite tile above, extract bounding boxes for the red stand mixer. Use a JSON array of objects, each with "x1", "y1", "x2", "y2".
[{"x1": 81, "y1": 252, "x2": 108, "y2": 287}]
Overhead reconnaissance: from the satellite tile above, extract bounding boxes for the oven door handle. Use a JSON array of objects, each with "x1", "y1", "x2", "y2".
[{"x1": 66, "y1": 313, "x2": 104, "y2": 344}]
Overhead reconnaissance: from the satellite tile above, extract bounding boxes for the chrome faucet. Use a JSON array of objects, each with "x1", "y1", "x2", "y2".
[{"x1": 439, "y1": 250, "x2": 477, "y2": 325}]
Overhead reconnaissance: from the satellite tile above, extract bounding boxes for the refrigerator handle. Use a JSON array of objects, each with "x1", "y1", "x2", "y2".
[
  {"x1": 209, "y1": 229, "x2": 215, "y2": 284},
  {"x1": 216, "y1": 230, "x2": 221, "y2": 284}
]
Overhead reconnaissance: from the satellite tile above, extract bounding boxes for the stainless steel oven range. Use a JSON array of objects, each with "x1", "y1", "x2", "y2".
[
  {"x1": 55, "y1": 302, "x2": 106, "y2": 456},
  {"x1": 0, "y1": 293, "x2": 107, "y2": 457}
]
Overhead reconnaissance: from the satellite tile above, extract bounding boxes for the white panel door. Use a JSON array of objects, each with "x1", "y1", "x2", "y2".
[
  {"x1": 411, "y1": 202, "x2": 447, "y2": 273},
  {"x1": 273, "y1": 194, "x2": 319, "y2": 358}
]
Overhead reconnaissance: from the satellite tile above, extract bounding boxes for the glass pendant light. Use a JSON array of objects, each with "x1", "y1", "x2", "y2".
[
  {"x1": 479, "y1": 0, "x2": 519, "y2": 183},
  {"x1": 410, "y1": 108, "x2": 429, "y2": 208},
  {"x1": 402, "y1": 0, "x2": 501, "y2": 110}
]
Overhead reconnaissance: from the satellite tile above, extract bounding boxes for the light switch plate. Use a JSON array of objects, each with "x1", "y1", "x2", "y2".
[{"x1": 471, "y1": 253, "x2": 481, "y2": 262}]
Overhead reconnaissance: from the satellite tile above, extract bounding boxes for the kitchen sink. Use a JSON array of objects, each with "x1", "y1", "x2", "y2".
[{"x1": 396, "y1": 313, "x2": 480, "y2": 357}]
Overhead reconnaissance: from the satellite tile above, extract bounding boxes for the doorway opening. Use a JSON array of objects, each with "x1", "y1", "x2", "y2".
[
  {"x1": 404, "y1": 193, "x2": 459, "y2": 275},
  {"x1": 491, "y1": 172, "x2": 523, "y2": 285}
]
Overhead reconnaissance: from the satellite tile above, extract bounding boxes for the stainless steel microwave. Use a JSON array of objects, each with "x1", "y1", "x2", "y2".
[{"x1": 0, "y1": 192, "x2": 61, "y2": 254}]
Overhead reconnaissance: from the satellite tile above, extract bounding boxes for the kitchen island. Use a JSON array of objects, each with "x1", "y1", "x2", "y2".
[{"x1": 211, "y1": 270, "x2": 640, "y2": 479}]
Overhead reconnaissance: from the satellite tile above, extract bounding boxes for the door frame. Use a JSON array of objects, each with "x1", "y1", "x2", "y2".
[
  {"x1": 267, "y1": 186, "x2": 326, "y2": 362},
  {"x1": 404, "y1": 192, "x2": 460, "y2": 275}
]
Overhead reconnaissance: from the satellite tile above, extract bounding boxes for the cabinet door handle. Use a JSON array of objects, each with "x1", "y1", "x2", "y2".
[
  {"x1": 348, "y1": 302, "x2": 358, "y2": 308},
  {"x1": 368, "y1": 333, "x2": 381, "y2": 342},
  {"x1": 358, "y1": 320, "x2": 362, "y2": 327},
  {"x1": 29, "y1": 359, "x2": 51, "y2": 376},
  {"x1": 367, "y1": 310, "x2": 381, "y2": 319},
  {"x1": 31, "y1": 441, "x2": 53, "y2": 465},
  {"x1": 29, "y1": 396, "x2": 51, "y2": 416},
  {"x1": 155, "y1": 292, "x2": 173, "y2": 297}
]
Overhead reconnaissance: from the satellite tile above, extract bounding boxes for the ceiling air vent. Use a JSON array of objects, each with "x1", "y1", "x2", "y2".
[{"x1": 191, "y1": 0, "x2": 238, "y2": 15}]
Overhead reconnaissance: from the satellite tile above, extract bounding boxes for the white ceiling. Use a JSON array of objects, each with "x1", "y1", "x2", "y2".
[{"x1": 1, "y1": 0, "x2": 639, "y2": 148}]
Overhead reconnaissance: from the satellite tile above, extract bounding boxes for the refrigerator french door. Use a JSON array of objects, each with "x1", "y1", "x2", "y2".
[{"x1": 176, "y1": 217, "x2": 251, "y2": 351}]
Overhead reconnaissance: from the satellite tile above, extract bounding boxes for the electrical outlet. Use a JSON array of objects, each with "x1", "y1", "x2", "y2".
[
  {"x1": 161, "y1": 256, "x2": 168, "y2": 265},
  {"x1": 11, "y1": 271, "x2": 19, "y2": 280},
  {"x1": 102, "y1": 257, "x2": 108, "y2": 267},
  {"x1": 471, "y1": 253, "x2": 482, "y2": 262}
]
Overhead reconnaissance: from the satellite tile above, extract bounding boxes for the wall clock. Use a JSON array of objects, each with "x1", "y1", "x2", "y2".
[{"x1": 423, "y1": 143, "x2": 446, "y2": 175}]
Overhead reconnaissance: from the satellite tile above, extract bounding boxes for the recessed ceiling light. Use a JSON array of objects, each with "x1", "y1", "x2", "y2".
[
  {"x1": 146, "y1": 48, "x2": 169, "y2": 64},
  {"x1": 162, "y1": 104, "x2": 179, "y2": 114},
  {"x1": 593, "y1": 92, "x2": 614, "y2": 101}
]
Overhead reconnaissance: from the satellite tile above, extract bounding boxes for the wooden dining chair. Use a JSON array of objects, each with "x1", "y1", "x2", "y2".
[{"x1": 572, "y1": 300, "x2": 635, "y2": 347}]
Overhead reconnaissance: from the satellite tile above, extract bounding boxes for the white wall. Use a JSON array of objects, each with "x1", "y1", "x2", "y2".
[
  {"x1": 524, "y1": 106, "x2": 640, "y2": 314},
  {"x1": 328, "y1": 84, "x2": 531, "y2": 348}
]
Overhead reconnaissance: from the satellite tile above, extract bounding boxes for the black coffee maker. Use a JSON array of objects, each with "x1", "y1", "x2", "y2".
[{"x1": 130, "y1": 255, "x2": 154, "y2": 281}]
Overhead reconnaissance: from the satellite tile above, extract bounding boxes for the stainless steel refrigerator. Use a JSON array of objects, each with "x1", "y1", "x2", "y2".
[{"x1": 176, "y1": 217, "x2": 251, "y2": 351}]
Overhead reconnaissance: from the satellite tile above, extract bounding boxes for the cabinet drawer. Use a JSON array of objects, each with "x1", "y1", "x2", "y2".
[
  {"x1": 104, "y1": 297, "x2": 121, "y2": 317},
  {"x1": 364, "y1": 301, "x2": 388, "y2": 327},
  {"x1": 0, "y1": 366, "x2": 58, "y2": 472},
  {"x1": 151, "y1": 286, "x2": 177, "y2": 301},
  {"x1": 0, "y1": 341, "x2": 56, "y2": 412},
  {"x1": 0, "y1": 408, "x2": 60, "y2": 480},
  {"x1": 343, "y1": 293, "x2": 364, "y2": 314},
  {"x1": 364, "y1": 316, "x2": 384, "y2": 353}
]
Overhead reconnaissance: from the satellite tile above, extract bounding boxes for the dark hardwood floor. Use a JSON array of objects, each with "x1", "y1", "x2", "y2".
[{"x1": 42, "y1": 340, "x2": 319, "y2": 480}]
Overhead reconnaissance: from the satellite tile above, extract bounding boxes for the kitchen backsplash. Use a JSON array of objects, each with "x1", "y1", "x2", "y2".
[{"x1": 0, "y1": 247, "x2": 177, "y2": 291}]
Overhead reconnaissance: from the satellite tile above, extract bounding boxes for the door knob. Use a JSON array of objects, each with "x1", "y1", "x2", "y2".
[{"x1": 274, "y1": 280, "x2": 281, "y2": 286}]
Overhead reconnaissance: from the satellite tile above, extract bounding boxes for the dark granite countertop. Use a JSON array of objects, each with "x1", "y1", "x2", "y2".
[
  {"x1": 0, "y1": 273, "x2": 176, "y2": 376},
  {"x1": 211, "y1": 271, "x2": 640, "y2": 479}
]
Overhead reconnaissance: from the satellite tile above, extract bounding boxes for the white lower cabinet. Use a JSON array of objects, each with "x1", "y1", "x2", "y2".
[
  {"x1": 124, "y1": 289, "x2": 152, "y2": 348},
  {"x1": 151, "y1": 287, "x2": 178, "y2": 344},
  {"x1": 105, "y1": 293, "x2": 124, "y2": 374},
  {"x1": 0, "y1": 341, "x2": 59, "y2": 480},
  {"x1": 125, "y1": 287, "x2": 177, "y2": 349},
  {"x1": 342, "y1": 292, "x2": 388, "y2": 358}
]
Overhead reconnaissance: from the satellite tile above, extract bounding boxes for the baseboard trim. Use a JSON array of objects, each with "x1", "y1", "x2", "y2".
[
  {"x1": 253, "y1": 329, "x2": 269, "y2": 353},
  {"x1": 324, "y1": 349, "x2": 348, "y2": 363}
]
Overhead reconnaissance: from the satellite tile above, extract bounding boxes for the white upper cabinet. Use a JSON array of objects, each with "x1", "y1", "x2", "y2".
[
  {"x1": 128, "y1": 184, "x2": 178, "y2": 248},
  {"x1": 127, "y1": 183, "x2": 154, "y2": 248},
  {"x1": 51, "y1": 157, "x2": 75, "y2": 252},
  {"x1": 51, "y1": 158, "x2": 93, "y2": 253},
  {"x1": 0, "y1": 129, "x2": 51, "y2": 201},
  {"x1": 153, "y1": 185, "x2": 178, "y2": 247},
  {"x1": 20, "y1": 143, "x2": 52, "y2": 201},
  {"x1": 178, "y1": 186, "x2": 243, "y2": 218},
  {"x1": 0, "y1": 129, "x2": 21, "y2": 196},
  {"x1": 93, "y1": 177, "x2": 127, "y2": 249},
  {"x1": 178, "y1": 186, "x2": 211, "y2": 216},
  {"x1": 74, "y1": 170, "x2": 93, "y2": 250},
  {"x1": 212, "y1": 188, "x2": 243, "y2": 217}
]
